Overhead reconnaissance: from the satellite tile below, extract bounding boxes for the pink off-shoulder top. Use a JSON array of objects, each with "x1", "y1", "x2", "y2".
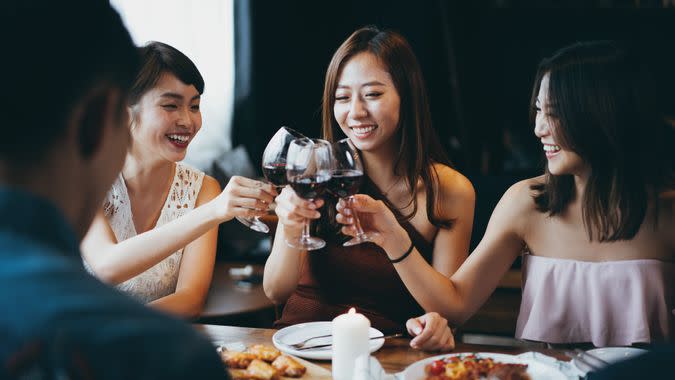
[{"x1": 516, "y1": 254, "x2": 674, "y2": 347}]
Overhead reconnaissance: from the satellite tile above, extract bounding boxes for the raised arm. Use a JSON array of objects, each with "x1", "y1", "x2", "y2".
[
  {"x1": 82, "y1": 176, "x2": 276, "y2": 285},
  {"x1": 338, "y1": 180, "x2": 533, "y2": 324},
  {"x1": 146, "y1": 176, "x2": 220, "y2": 317},
  {"x1": 263, "y1": 186, "x2": 323, "y2": 304},
  {"x1": 395, "y1": 168, "x2": 475, "y2": 351}
]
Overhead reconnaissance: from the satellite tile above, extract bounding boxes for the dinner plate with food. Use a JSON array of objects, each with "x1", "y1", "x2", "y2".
[
  {"x1": 272, "y1": 321, "x2": 386, "y2": 360},
  {"x1": 400, "y1": 352, "x2": 568, "y2": 380},
  {"x1": 218, "y1": 343, "x2": 331, "y2": 380}
]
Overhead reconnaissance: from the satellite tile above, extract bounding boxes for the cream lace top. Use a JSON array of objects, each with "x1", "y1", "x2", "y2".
[{"x1": 101, "y1": 163, "x2": 204, "y2": 303}]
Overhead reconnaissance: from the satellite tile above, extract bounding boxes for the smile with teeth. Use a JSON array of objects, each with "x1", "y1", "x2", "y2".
[
  {"x1": 350, "y1": 125, "x2": 377, "y2": 136},
  {"x1": 543, "y1": 144, "x2": 561, "y2": 153},
  {"x1": 167, "y1": 134, "x2": 190, "y2": 143}
]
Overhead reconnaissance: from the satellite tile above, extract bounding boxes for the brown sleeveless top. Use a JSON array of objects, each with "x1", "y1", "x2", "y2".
[{"x1": 274, "y1": 179, "x2": 435, "y2": 334}]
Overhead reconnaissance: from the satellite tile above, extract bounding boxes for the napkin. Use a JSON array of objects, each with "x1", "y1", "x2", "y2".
[
  {"x1": 515, "y1": 351, "x2": 585, "y2": 379},
  {"x1": 354, "y1": 354, "x2": 396, "y2": 380}
]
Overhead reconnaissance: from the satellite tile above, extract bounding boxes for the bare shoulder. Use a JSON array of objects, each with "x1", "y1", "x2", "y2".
[
  {"x1": 492, "y1": 176, "x2": 542, "y2": 231},
  {"x1": 430, "y1": 164, "x2": 475, "y2": 219},
  {"x1": 196, "y1": 175, "x2": 222, "y2": 206},
  {"x1": 502, "y1": 176, "x2": 542, "y2": 205},
  {"x1": 432, "y1": 163, "x2": 475, "y2": 202}
]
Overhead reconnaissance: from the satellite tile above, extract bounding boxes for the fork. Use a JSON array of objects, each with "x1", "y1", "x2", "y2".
[
  {"x1": 288, "y1": 334, "x2": 333, "y2": 349},
  {"x1": 296, "y1": 333, "x2": 404, "y2": 351}
]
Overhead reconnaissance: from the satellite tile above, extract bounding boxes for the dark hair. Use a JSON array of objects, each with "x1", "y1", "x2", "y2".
[
  {"x1": 529, "y1": 41, "x2": 673, "y2": 242},
  {"x1": 322, "y1": 26, "x2": 452, "y2": 228},
  {"x1": 128, "y1": 41, "x2": 205, "y2": 106},
  {"x1": 1, "y1": 0, "x2": 139, "y2": 165}
]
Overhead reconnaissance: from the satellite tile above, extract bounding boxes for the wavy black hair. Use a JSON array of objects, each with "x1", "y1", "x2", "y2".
[{"x1": 530, "y1": 41, "x2": 673, "y2": 242}]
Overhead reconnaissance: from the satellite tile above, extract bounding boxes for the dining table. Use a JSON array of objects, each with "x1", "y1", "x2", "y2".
[
  {"x1": 199, "y1": 263, "x2": 275, "y2": 324},
  {"x1": 194, "y1": 323, "x2": 574, "y2": 377}
]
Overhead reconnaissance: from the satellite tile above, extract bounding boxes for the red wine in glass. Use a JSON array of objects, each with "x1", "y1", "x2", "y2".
[
  {"x1": 290, "y1": 174, "x2": 331, "y2": 199},
  {"x1": 331, "y1": 138, "x2": 376, "y2": 247},
  {"x1": 285, "y1": 138, "x2": 332, "y2": 251},
  {"x1": 237, "y1": 126, "x2": 305, "y2": 233},
  {"x1": 262, "y1": 162, "x2": 288, "y2": 190},
  {"x1": 327, "y1": 169, "x2": 363, "y2": 198}
]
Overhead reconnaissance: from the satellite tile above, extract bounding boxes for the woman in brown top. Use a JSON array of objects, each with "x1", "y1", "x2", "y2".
[{"x1": 263, "y1": 26, "x2": 475, "y2": 351}]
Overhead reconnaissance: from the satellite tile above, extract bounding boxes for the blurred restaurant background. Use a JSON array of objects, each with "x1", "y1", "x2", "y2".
[{"x1": 110, "y1": 0, "x2": 674, "y2": 334}]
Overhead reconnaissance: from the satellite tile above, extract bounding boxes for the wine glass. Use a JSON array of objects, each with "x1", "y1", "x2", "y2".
[
  {"x1": 236, "y1": 126, "x2": 305, "y2": 233},
  {"x1": 329, "y1": 138, "x2": 375, "y2": 246},
  {"x1": 285, "y1": 138, "x2": 332, "y2": 250}
]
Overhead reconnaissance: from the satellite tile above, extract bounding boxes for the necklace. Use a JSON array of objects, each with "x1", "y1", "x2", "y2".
[{"x1": 381, "y1": 176, "x2": 403, "y2": 198}]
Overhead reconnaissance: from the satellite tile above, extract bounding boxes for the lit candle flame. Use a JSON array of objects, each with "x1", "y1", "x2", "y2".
[{"x1": 348, "y1": 307, "x2": 356, "y2": 314}]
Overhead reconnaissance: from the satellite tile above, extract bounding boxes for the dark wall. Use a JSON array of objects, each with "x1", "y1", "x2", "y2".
[
  {"x1": 232, "y1": 1, "x2": 674, "y2": 179},
  {"x1": 226, "y1": 1, "x2": 674, "y2": 255}
]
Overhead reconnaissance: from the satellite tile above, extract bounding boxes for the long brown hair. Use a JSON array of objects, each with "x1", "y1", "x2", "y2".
[
  {"x1": 322, "y1": 26, "x2": 452, "y2": 228},
  {"x1": 529, "y1": 41, "x2": 673, "y2": 242}
]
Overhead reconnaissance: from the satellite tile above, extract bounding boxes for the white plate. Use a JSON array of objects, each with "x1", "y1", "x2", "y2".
[
  {"x1": 572, "y1": 347, "x2": 648, "y2": 374},
  {"x1": 400, "y1": 352, "x2": 568, "y2": 380},
  {"x1": 272, "y1": 321, "x2": 385, "y2": 361}
]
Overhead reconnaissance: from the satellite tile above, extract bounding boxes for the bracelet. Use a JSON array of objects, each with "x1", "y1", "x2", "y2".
[{"x1": 389, "y1": 241, "x2": 414, "y2": 264}]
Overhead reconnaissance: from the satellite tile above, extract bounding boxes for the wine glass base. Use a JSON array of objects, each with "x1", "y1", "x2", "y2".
[
  {"x1": 343, "y1": 233, "x2": 376, "y2": 247},
  {"x1": 236, "y1": 216, "x2": 270, "y2": 233},
  {"x1": 285, "y1": 236, "x2": 326, "y2": 251}
]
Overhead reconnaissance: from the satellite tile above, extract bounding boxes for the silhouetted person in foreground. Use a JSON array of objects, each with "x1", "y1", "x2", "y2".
[{"x1": 0, "y1": 1, "x2": 229, "y2": 378}]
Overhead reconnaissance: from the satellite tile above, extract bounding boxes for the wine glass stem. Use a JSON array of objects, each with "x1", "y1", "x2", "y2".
[
  {"x1": 348, "y1": 196, "x2": 367, "y2": 237},
  {"x1": 255, "y1": 186, "x2": 273, "y2": 223},
  {"x1": 301, "y1": 219, "x2": 311, "y2": 243},
  {"x1": 301, "y1": 198, "x2": 313, "y2": 243}
]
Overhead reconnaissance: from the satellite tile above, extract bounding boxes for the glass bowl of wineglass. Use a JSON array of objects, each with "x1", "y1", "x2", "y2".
[
  {"x1": 329, "y1": 138, "x2": 375, "y2": 246},
  {"x1": 236, "y1": 126, "x2": 305, "y2": 233},
  {"x1": 285, "y1": 138, "x2": 332, "y2": 250}
]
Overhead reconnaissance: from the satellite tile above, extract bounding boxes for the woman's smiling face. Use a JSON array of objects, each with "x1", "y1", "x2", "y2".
[
  {"x1": 132, "y1": 72, "x2": 202, "y2": 162},
  {"x1": 534, "y1": 73, "x2": 585, "y2": 176},
  {"x1": 333, "y1": 52, "x2": 401, "y2": 153}
]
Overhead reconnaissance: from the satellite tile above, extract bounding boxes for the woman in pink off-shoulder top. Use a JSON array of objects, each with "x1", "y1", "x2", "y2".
[{"x1": 336, "y1": 40, "x2": 674, "y2": 348}]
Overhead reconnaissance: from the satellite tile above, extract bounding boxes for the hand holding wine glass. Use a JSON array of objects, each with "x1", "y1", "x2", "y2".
[
  {"x1": 213, "y1": 176, "x2": 276, "y2": 222},
  {"x1": 273, "y1": 186, "x2": 324, "y2": 242},
  {"x1": 329, "y1": 138, "x2": 375, "y2": 246},
  {"x1": 335, "y1": 194, "x2": 405, "y2": 250},
  {"x1": 284, "y1": 138, "x2": 332, "y2": 250},
  {"x1": 236, "y1": 126, "x2": 305, "y2": 233}
]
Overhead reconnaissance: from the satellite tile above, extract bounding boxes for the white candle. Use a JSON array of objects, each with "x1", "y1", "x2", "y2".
[{"x1": 332, "y1": 308, "x2": 371, "y2": 380}]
